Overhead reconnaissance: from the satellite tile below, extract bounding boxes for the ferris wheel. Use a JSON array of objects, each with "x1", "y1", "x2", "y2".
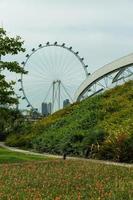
[{"x1": 18, "y1": 42, "x2": 89, "y2": 114}]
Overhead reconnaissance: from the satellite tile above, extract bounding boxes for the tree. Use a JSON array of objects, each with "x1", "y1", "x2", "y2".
[
  {"x1": 0, "y1": 28, "x2": 27, "y2": 106},
  {"x1": 0, "y1": 107, "x2": 24, "y2": 140}
]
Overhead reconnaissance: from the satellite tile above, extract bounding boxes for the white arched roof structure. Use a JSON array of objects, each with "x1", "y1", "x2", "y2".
[{"x1": 74, "y1": 53, "x2": 133, "y2": 101}]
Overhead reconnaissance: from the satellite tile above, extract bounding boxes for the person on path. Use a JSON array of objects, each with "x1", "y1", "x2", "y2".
[{"x1": 63, "y1": 152, "x2": 67, "y2": 160}]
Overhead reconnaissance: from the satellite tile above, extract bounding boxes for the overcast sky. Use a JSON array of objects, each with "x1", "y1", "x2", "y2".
[
  {"x1": 1, "y1": 0, "x2": 133, "y2": 70},
  {"x1": 1, "y1": 0, "x2": 133, "y2": 109}
]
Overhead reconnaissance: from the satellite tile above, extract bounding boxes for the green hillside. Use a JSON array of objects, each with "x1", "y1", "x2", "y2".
[{"x1": 6, "y1": 80, "x2": 133, "y2": 163}]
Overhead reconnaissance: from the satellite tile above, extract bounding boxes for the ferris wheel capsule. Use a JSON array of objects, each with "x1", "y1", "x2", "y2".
[
  {"x1": 62, "y1": 43, "x2": 65, "y2": 47},
  {"x1": 26, "y1": 54, "x2": 29, "y2": 58}
]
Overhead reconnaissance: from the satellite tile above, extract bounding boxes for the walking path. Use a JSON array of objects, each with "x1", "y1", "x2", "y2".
[
  {"x1": 0, "y1": 142, "x2": 61, "y2": 158},
  {"x1": 0, "y1": 142, "x2": 133, "y2": 168}
]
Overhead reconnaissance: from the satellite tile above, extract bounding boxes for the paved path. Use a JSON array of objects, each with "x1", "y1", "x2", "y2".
[
  {"x1": 0, "y1": 142, "x2": 133, "y2": 168},
  {"x1": 0, "y1": 142, "x2": 62, "y2": 158}
]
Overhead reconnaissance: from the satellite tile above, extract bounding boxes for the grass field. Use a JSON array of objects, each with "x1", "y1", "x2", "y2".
[
  {"x1": 0, "y1": 157, "x2": 132, "y2": 199},
  {"x1": 0, "y1": 147, "x2": 50, "y2": 164}
]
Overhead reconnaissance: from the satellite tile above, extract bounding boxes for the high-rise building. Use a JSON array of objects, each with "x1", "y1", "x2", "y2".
[
  {"x1": 63, "y1": 99, "x2": 70, "y2": 108},
  {"x1": 41, "y1": 102, "x2": 48, "y2": 116},
  {"x1": 47, "y1": 102, "x2": 52, "y2": 114}
]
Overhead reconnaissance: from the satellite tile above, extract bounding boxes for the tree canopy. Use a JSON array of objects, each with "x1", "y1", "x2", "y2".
[{"x1": 0, "y1": 28, "x2": 27, "y2": 106}]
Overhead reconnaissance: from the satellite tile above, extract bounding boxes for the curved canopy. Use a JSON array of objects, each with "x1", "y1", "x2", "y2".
[{"x1": 74, "y1": 53, "x2": 133, "y2": 101}]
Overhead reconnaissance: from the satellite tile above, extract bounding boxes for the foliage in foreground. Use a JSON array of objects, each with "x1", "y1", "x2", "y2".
[
  {"x1": 0, "y1": 160, "x2": 132, "y2": 200},
  {"x1": 0, "y1": 107, "x2": 30, "y2": 141},
  {"x1": 0, "y1": 27, "x2": 26, "y2": 105},
  {"x1": 0, "y1": 27, "x2": 28, "y2": 141},
  {"x1": 0, "y1": 147, "x2": 50, "y2": 164},
  {"x1": 6, "y1": 81, "x2": 133, "y2": 163}
]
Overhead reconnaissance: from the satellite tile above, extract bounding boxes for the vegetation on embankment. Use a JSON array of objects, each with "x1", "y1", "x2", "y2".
[
  {"x1": 5, "y1": 80, "x2": 133, "y2": 163},
  {"x1": 0, "y1": 160, "x2": 132, "y2": 199}
]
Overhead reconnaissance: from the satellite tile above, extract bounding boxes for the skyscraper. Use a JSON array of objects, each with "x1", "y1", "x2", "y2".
[
  {"x1": 47, "y1": 102, "x2": 52, "y2": 114},
  {"x1": 41, "y1": 102, "x2": 48, "y2": 116}
]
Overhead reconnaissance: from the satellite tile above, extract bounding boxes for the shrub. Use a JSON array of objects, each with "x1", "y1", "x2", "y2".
[
  {"x1": 60, "y1": 130, "x2": 86, "y2": 156},
  {"x1": 99, "y1": 132, "x2": 133, "y2": 163},
  {"x1": 82, "y1": 129, "x2": 106, "y2": 158}
]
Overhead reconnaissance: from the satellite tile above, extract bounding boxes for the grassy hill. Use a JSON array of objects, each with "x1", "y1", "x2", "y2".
[{"x1": 6, "y1": 80, "x2": 133, "y2": 163}]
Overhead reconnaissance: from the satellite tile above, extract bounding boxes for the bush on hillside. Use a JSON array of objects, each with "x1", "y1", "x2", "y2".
[
  {"x1": 82, "y1": 129, "x2": 106, "y2": 158},
  {"x1": 99, "y1": 132, "x2": 133, "y2": 163},
  {"x1": 5, "y1": 133, "x2": 33, "y2": 148},
  {"x1": 60, "y1": 130, "x2": 86, "y2": 156}
]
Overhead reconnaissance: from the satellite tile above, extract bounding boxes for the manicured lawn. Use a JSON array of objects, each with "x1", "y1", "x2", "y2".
[
  {"x1": 0, "y1": 147, "x2": 50, "y2": 164},
  {"x1": 0, "y1": 159, "x2": 132, "y2": 199}
]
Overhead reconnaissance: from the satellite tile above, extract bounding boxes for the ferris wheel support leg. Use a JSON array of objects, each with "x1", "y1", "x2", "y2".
[{"x1": 58, "y1": 80, "x2": 61, "y2": 110}]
